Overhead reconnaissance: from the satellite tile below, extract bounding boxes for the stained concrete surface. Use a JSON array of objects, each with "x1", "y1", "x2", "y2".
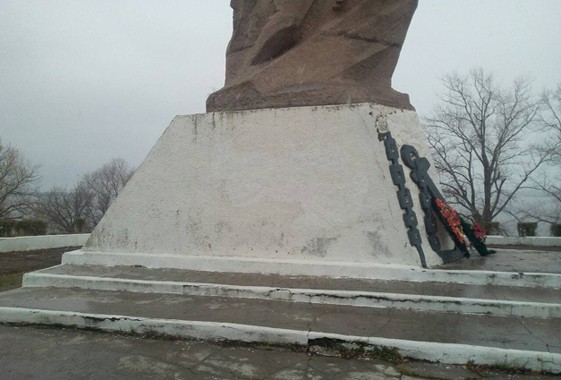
[
  {"x1": 0, "y1": 287, "x2": 559, "y2": 354},
  {"x1": 37, "y1": 264, "x2": 561, "y2": 304},
  {"x1": 0, "y1": 325, "x2": 557, "y2": 380}
]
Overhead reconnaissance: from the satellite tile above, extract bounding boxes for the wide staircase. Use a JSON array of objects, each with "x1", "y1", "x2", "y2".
[{"x1": 0, "y1": 248, "x2": 560, "y2": 373}]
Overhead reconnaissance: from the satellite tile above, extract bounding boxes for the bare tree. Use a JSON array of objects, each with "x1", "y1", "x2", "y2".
[
  {"x1": 36, "y1": 182, "x2": 94, "y2": 233},
  {"x1": 34, "y1": 158, "x2": 134, "y2": 233},
  {"x1": 83, "y1": 158, "x2": 134, "y2": 227},
  {"x1": 0, "y1": 139, "x2": 41, "y2": 219},
  {"x1": 513, "y1": 83, "x2": 561, "y2": 226},
  {"x1": 541, "y1": 83, "x2": 561, "y2": 144},
  {"x1": 424, "y1": 68, "x2": 553, "y2": 226}
]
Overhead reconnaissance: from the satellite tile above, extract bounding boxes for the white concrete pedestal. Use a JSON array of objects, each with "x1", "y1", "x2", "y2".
[{"x1": 80, "y1": 103, "x2": 453, "y2": 270}]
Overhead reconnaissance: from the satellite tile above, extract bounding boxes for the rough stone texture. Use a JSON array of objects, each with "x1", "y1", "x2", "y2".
[
  {"x1": 207, "y1": 0, "x2": 418, "y2": 112},
  {"x1": 82, "y1": 104, "x2": 452, "y2": 268}
]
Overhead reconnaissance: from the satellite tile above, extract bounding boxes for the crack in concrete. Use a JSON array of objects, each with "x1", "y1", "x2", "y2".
[
  {"x1": 485, "y1": 285, "x2": 501, "y2": 301},
  {"x1": 308, "y1": 357, "x2": 328, "y2": 375},
  {"x1": 261, "y1": 358, "x2": 310, "y2": 380},
  {"x1": 306, "y1": 311, "x2": 327, "y2": 337},
  {"x1": 516, "y1": 318, "x2": 552, "y2": 354},
  {"x1": 190, "y1": 346, "x2": 225, "y2": 370},
  {"x1": 373, "y1": 309, "x2": 393, "y2": 335},
  {"x1": 304, "y1": 354, "x2": 313, "y2": 380}
]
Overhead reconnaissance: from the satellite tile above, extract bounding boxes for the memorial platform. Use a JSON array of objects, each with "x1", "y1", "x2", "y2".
[
  {"x1": 1, "y1": 105, "x2": 559, "y2": 373},
  {"x1": 0, "y1": 248, "x2": 560, "y2": 373}
]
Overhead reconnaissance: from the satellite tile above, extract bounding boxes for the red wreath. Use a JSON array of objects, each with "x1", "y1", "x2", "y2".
[
  {"x1": 434, "y1": 198, "x2": 467, "y2": 250},
  {"x1": 473, "y1": 222, "x2": 487, "y2": 242}
]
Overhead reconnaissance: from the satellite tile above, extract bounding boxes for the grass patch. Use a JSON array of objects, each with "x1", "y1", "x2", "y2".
[{"x1": 0, "y1": 272, "x2": 23, "y2": 292}]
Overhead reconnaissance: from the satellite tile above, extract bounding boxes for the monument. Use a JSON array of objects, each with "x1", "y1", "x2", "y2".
[
  {"x1": 7, "y1": 2, "x2": 559, "y2": 373},
  {"x1": 58, "y1": 0, "x2": 465, "y2": 271},
  {"x1": 207, "y1": 0, "x2": 418, "y2": 112}
]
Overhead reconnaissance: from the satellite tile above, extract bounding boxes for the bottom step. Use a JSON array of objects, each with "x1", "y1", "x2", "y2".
[{"x1": 0, "y1": 287, "x2": 559, "y2": 373}]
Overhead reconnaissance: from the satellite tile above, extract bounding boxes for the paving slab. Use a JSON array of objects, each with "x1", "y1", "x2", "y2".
[
  {"x1": 0, "y1": 325, "x2": 394, "y2": 380},
  {"x1": 397, "y1": 362, "x2": 479, "y2": 379},
  {"x1": 0, "y1": 325, "x2": 558, "y2": 380},
  {"x1": 33, "y1": 264, "x2": 561, "y2": 304},
  {"x1": 441, "y1": 249, "x2": 561, "y2": 274},
  {"x1": 0, "y1": 287, "x2": 559, "y2": 354}
]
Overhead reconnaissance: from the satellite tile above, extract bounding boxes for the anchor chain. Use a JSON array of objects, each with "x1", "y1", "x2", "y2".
[
  {"x1": 400, "y1": 145, "x2": 466, "y2": 263},
  {"x1": 383, "y1": 133, "x2": 427, "y2": 268}
]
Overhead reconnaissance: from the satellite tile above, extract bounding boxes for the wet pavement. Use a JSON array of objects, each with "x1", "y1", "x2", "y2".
[
  {"x1": 1, "y1": 247, "x2": 560, "y2": 378},
  {"x1": 0, "y1": 325, "x2": 557, "y2": 380},
  {"x1": 37, "y1": 263, "x2": 561, "y2": 304},
  {"x1": 441, "y1": 249, "x2": 561, "y2": 274},
  {"x1": 0, "y1": 286, "x2": 559, "y2": 353}
]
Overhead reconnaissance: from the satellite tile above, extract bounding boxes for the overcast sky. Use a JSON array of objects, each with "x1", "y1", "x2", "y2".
[{"x1": 1, "y1": 0, "x2": 560, "y2": 190}]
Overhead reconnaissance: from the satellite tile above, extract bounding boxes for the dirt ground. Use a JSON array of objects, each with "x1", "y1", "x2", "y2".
[
  {"x1": 0, "y1": 247, "x2": 80, "y2": 292},
  {"x1": 0, "y1": 246, "x2": 80, "y2": 276}
]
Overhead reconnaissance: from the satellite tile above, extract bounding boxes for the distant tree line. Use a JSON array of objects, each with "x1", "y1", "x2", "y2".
[
  {"x1": 35, "y1": 158, "x2": 134, "y2": 234},
  {"x1": 0, "y1": 140, "x2": 133, "y2": 237}
]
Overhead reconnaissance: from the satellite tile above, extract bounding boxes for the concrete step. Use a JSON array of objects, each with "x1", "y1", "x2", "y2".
[
  {"x1": 63, "y1": 250, "x2": 561, "y2": 289},
  {"x1": 22, "y1": 264, "x2": 561, "y2": 319},
  {"x1": 0, "y1": 286, "x2": 560, "y2": 373}
]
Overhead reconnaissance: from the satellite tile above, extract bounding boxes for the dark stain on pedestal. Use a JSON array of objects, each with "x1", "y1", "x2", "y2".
[
  {"x1": 301, "y1": 237, "x2": 338, "y2": 257},
  {"x1": 366, "y1": 231, "x2": 391, "y2": 257}
]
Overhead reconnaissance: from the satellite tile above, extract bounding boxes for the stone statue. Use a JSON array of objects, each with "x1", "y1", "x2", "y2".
[{"x1": 207, "y1": 0, "x2": 419, "y2": 112}]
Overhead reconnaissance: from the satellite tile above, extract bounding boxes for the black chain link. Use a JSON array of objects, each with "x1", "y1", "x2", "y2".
[
  {"x1": 400, "y1": 145, "x2": 465, "y2": 263},
  {"x1": 383, "y1": 133, "x2": 427, "y2": 268}
]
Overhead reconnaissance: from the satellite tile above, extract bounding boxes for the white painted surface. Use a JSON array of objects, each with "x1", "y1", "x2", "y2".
[
  {"x1": 23, "y1": 271, "x2": 561, "y2": 319},
  {"x1": 62, "y1": 250, "x2": 561, "y2": 289},
  {"x1": 84, "y1": 103, "x2": 453, "y2": 268},
  {"x1": 0, "y1": 307, "x2": 558, "y2": 373},
  {"x1": 487, "y1": 236, "x2": 561, "y2": 247},
  {"x1": 0, "y1": 234, "x2": 90, "y2": 253}
]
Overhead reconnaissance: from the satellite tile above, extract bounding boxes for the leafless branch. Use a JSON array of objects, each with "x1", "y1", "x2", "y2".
[
  {"x1": 424, "y1": 69, "x2": 551, "y2": 226},
  {"x1": 0, "y1": 139, "x2": 41, "y2": 219}
]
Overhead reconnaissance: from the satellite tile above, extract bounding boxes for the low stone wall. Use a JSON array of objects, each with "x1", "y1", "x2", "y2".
[
  {"x1": 487, "y1": 236, "x2": 561, "y2": 247},
  {"x1": 0, "y1": 234, "x2": 90, "y2": 253}
]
